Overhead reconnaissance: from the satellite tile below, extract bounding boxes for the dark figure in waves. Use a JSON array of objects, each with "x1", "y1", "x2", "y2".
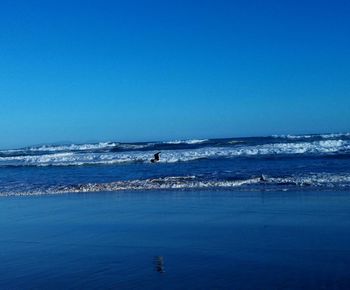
[
  {"x1": 151, "y1": 152, "x2": 161, "y2": 163},
  {"x1": 260, "y1": 174, "x2": 267, "y2": 182}
]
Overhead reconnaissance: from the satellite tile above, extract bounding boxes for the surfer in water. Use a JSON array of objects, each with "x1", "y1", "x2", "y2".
[
  {"x1": 260, "y1": 174, "x2": 267, "y2": 182},
  {"x1": 151, "y1": 152, "x2": 161, "y2": 163}
]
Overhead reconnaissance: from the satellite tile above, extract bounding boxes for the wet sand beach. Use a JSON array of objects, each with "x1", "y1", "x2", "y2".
[{"x1": 1, "y1": 190, "x2": 350, "y2": 289}]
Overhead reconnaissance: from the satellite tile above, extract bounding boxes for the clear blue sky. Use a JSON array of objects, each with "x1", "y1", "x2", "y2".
[{"x1": 0, "y1": 0, "x2": 349, "y2": 148}]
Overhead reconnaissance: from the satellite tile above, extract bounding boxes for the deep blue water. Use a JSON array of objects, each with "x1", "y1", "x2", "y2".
[{"x1": 0, "y1": 133, "x2": 350, "y2": 195}]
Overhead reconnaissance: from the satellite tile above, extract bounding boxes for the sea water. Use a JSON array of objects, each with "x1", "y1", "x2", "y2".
[
  {"x1": 1, "y1": 133, "x2": 350, "y2": 289},
  {"x1": 0, "y1": 133, "x2": 350, "y2": 195}
]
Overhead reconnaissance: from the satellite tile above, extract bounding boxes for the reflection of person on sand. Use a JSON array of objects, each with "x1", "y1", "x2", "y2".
[
  {"x1": 154, "y1": 256, "x2": 165, "y2": 273},
  {"x1": 151, "y1": 152, "x2": 161, "y2": 163}
]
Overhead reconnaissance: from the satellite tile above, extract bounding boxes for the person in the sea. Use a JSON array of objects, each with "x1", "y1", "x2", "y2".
[
  {"x1": 151, "y1": 152, "x2": 161, "y2": 163},
  {"x1": 260, "y1": 174, "x2": 267, "y2": 182}
]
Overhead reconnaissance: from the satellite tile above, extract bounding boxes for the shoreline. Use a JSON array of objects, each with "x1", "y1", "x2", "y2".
[{"x1": 1, "y1": 187, "x2": 350, "y2": 198}]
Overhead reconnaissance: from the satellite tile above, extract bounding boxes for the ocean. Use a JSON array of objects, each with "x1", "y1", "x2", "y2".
[
  {"x1": 1, "y1": 132, "x2": 350, "y2": 195},
  {"x1": 2, "y1": 133, "x2": 350, "y2": 289}
]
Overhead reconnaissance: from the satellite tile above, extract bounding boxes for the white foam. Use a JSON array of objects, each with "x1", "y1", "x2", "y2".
[
  {"x1": 2, "y1": 142, "x2": 156, "y2": 155},
  {"x1": 0, "y1": 140, "x2": 349, "y2": 166},
  {"x1": 273, "y1": 133, "x2": 350, "y2": 139},
  {"x1": 160, "y1": 140, "x2": 350, "y2": 162},
  {"x1": 45, "y1": 176, "x2": 262, "y2": 194},
  {"x1": 268, "y1": 173, "x2": 350, "y2": 187},
  {"x1": 118, "y1": 143, "x2": 155, "y2": 150},
  {"x1": 2, "y1": 172, "x2": 350, "y2": 196},
  {"x1": 164, "y1": 139, "x2": 208, "y2": 145},
  {"x1": 272, "y1": 134, "x2": 314, "y2": 139},
  {"x1": 26, "y1": 142, "x2": 119, "y2": 152},
  {"x1": 47, "y1": 172, "x2": 350, "y2": 193},
  {"x1": 320, "y1": 133, "x2": 350, "y2": 138}
]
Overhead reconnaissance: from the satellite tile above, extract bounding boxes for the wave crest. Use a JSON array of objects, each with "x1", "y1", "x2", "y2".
[
  {"x1": 164, "y1": 139, "x2": 208, "y2": 145},
  {"x1": 2, "y1": 173, "x2": 350, "y2": 196},
  {"x1": 0, "y1": 140, "x2": 349, "y2": 167},
  {"x1": 272, "y1": 133, "x2": 350, "y2": 139}
]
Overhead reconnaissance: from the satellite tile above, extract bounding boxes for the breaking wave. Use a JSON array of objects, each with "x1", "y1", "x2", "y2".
[
  {"x1": 272, "y1": 133, "x2": 350, "y2": 140},
  {"x1": 163, "y1": 139, "x2": 209, "y2": 144},
  {"x1": 1, "y1": 173, "x2": 350, "y2": 196},
  {"x1": 1, "y1": 133, "x2": 350, "y2": 196},
  {"x1": 23, "y1": 142, "x2": 119, "y2": 152},
  {"x1": 0, "y1": 140, "x2": 349, "y2": 167}
]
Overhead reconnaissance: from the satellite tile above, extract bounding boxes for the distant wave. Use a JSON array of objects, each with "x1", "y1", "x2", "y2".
[
  {"x1": 163, "y1": 139, "x2": 208, "y2": 145},
  {"x1": 0, "y1": 140, "x2": 208, "y2": 155},
  {"x1": 272, "y1": 133, "x2": 350, "y2": 139},
  {"x1": 2, "y1": 173, "x2": 350, "y2": 196},
  {"x1": 3, "y1": 134, "x2": 349, "y2": 158},
  {"x1": 0, "y1": 140, "x2": 349, "y2": 167},
  {"x1": 320, "y1": 133, "x2": 350, "y2": 138},
  {"x1": 117, "y1": 143, "x2": 156, "y2": 150},
  {"x1": 28, "y1": 142, "x2": 156, "y2": 152},
  {"x1": 26, "y1": 142, "x2": 119, "y2": 152},
  {"x1": 0, "y1": 142, "x2": 158, "y2": 157},
  {"x1": 272, "y1": 134, "x2": 314, "y2": 139}
]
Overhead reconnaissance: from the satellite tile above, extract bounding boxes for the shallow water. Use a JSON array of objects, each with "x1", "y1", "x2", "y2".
[{"x1": 1, "y1": 190, "x2": 350, "y2": 289}]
